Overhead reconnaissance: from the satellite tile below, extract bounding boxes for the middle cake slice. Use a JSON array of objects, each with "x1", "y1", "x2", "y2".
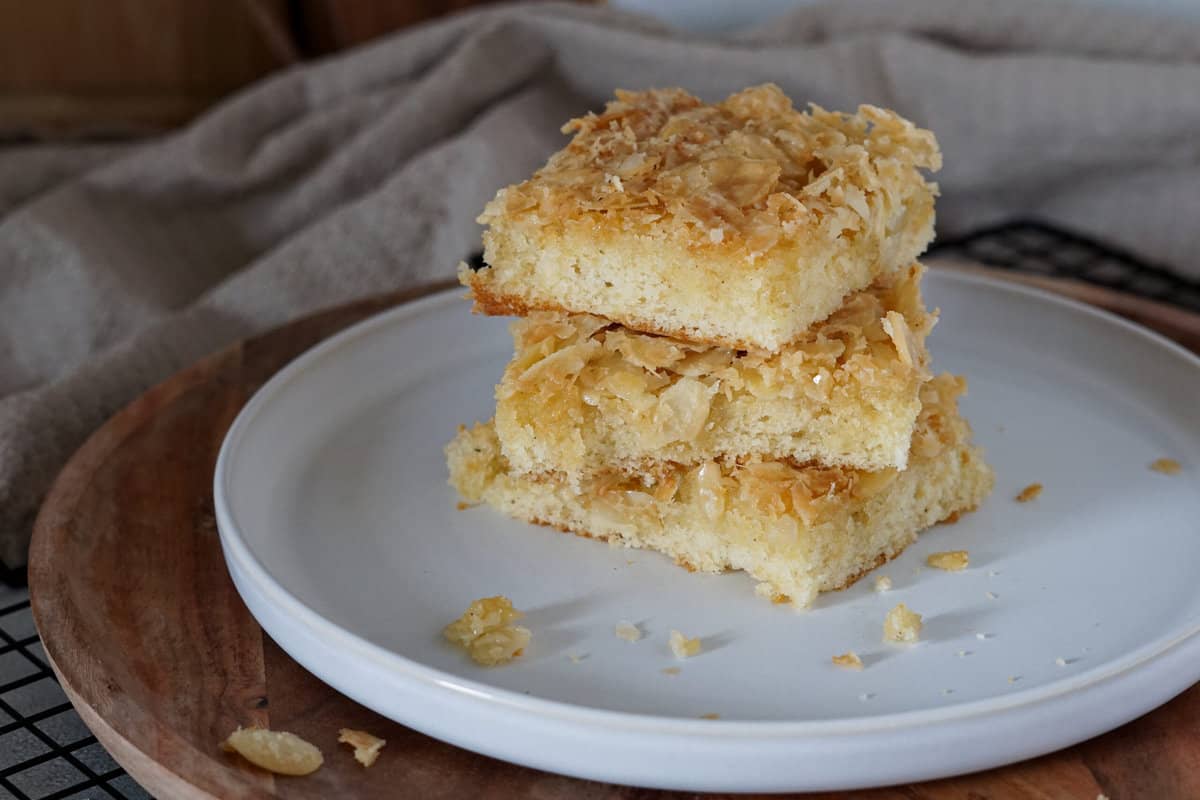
[{"x1": 495, "y1": 262, "x2": 934, "y2": 483}]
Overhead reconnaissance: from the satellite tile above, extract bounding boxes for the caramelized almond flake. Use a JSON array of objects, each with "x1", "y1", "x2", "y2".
[
  {"x1": 880, "y1": 311, "x2": 913, "y2": 366},
  {"x1": 669, "y1": 629, "x2": 702, "y2": 659},
  {"x1": 832, "y1": 651, "x2": 864, "y2": 670},
  {"x1": 443, "y1": 596, "x2": 523, "y2": 646},
  {"x1": 926, "y1": 550, "x2": 969, "y2": 571},
  {"x1": 222, "y1": 727, "x2": 323, "y2": 776},
  {"x1": 468, "y1": 626, "x2": 532, "y2": 666},
  {"x1": 615, "y1": 621, "x2": 643, "y2": 642},
  {"x1": 1150, "y1": 458, "x2": 1182, "y2": 475},
  {"x1": 1015, "y1": 483, "x2": 1043, "y2": 503},
  {"x1": 338, "y1": 728, "x2": 386, "y2": 768},
  {"x1": 444, "y1": 596, "x2": 530, "y2": 666},
  {"x1": 481, "y1": 83, "x2": 940, "y2": 255}
]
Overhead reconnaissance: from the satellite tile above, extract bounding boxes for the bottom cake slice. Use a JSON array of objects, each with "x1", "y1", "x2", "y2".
[{"x1": 446, "y1": 374, "x2": 994, "y2": 608}]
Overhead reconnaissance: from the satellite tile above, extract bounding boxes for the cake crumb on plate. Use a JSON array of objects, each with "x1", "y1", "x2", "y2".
[
  {"x1": 1150, "y1": 458, "x2": 1181, "y2": 475},
  {"x1": 884, "y1": 603, "x2": 923, "y2": 643},
  {"x1": 926, "y1": 550, "x2": 968, "y2": 571},
  {"x1": 616, "y1": 620, "x2": 643, "y2": 642},
  {"x1": 1015, "y1": 483, "x2": 1043, "y2": 502},
  {"x1": 338, "y1": 728, "x2": 386, "y2": 768},
  {"x1": 832, "y1": 651, "x2": 864, "y2": 670},
  {"x1": 443, "y1": 596, "x2": 531, "y2": 666},
  {"x1": 669, "y1": 629, "x2": 702, "y2": 659}
]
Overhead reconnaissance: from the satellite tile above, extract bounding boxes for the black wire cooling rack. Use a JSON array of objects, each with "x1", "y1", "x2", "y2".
[
  {"x1": 0, "y1": 587, "x2": 149, "y2": 800},
  {"x1": 929, "y1": 219, "x2": 1200, "y2": 311},
  {"x1": 1, "y1": 218, "x2": 1196, "y2": 800}
]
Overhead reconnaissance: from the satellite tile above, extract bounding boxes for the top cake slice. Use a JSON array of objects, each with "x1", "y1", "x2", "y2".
[{"x1": 464, "y1": 83, "x2": 941, "y2": 352}]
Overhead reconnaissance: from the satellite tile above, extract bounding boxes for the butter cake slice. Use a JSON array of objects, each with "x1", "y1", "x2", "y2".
[
  {"x1": 495, "y1": 263, "x2": 934, "y2": 482},
  {"x1": 464, "y1": 83, "x2": 940, "y2": 352},
  {"x1": 447, "y1": 375, "x2": 994, "y2": 608}
]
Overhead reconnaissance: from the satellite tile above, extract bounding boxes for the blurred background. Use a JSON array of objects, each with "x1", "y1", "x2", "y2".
[
  {"x1": 0, "y1": 0, "x2": 498, "y2": 138},
  {"x1": 3, "y1": 0, "x2": 1198, "y2": 138}
]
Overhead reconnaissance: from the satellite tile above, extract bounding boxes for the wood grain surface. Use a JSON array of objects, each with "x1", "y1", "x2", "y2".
[
  {"x1": 0, "y1": 0, "x2": 292, "y2": 135},
  {"x1": 28, "y1": 269, "x2": 1200, "y2": 799}
]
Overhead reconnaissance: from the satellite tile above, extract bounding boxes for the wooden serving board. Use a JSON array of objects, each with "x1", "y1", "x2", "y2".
[{"x1": 29, "y1": 268, "x2": 1200, "y2": 800}]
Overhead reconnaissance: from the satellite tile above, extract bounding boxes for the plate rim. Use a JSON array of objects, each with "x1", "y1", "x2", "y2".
[{"x1": 213, "y1": 268, "x2": 1200, "y2": 741}]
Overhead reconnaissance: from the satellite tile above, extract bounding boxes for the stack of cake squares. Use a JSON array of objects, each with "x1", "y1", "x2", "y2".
[{"x1": 447, "y1": 84, "x2": 993, "y2": 608}]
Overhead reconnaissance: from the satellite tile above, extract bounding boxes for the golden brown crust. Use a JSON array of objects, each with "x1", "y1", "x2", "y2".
[
  {"x1": 529, "y1": 515, "x2": 920, "y2": 593},
  {"x1": 674, "y1": 556, "x2": 699, "y2": 573},
  {"x1": 938, "y1": 504, "x2": 979, "y2": 525},
  {"x1": 530, "y1": 517, "x2": 589, "y2": 537},
  {"x1": 465, "y1": 276, "x2": 561, "y2": 319},
  {"x1": 827, "y1": 550, "x2": 897, "y2": 593},
  {"x1": 479, "y1": 84, "x2": 940, "y2": 258}
]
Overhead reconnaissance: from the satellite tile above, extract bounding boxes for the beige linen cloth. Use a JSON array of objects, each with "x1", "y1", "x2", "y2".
[{"x1": 2, "y1": 0, "x2": 1199, "y2": 566}]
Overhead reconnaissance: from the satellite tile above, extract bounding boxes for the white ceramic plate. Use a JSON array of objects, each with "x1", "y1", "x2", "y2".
[{"x1": 214, "y1": 269, "x2": 1200, "y2": 792}]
